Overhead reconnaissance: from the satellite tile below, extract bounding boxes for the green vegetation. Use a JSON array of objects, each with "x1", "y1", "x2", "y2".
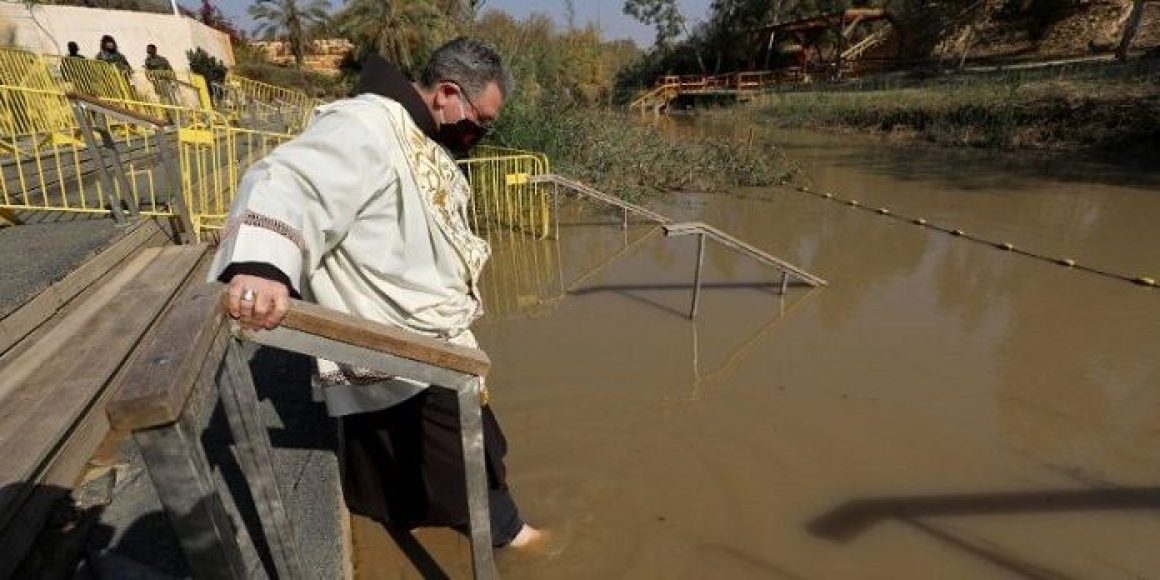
[
  {"x1": 186, "y1": 47, "x2": 228, "y2": 88},
  {"x1": 494, "y1": 103, "x2": 798, "y2": 201},
  {"x1": 248, "y1": 0, "x2": 331, "y2": 68},
  {"x1": 468, "y1": 12, "x2": 797, "y2": 199},
  {"x1": 186, "y1": 0, "x2": 797, "y2": 196},
  {"x1": 754, "y1": 61, "x2": 1160, "y2": 151}
]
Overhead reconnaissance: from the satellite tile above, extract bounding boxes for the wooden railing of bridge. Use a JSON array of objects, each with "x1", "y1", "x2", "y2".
[{"x1": 630, "y1": 71, "x2": 779, "y2": 113}]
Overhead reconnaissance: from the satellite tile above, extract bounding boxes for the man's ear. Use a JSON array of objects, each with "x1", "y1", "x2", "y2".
[{"x1": 432, "y1": 82, "x2": 456, "y2": 111}]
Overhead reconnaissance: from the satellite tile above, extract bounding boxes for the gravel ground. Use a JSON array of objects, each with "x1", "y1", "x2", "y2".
[{"x1": 0, "y1": 218, "x2": 127, "y2": 317}]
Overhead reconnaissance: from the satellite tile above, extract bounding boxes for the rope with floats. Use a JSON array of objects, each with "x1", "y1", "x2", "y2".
[{"x1": 790, "y1": 185, "x2": 1157, "y2": 289}]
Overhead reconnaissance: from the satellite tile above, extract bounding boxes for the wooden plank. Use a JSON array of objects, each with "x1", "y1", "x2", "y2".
[
  {"x1": 0, "y1": 238, "x2": 193, "y2": 568},
  {"x1": 134, "y1": 412, "x2": 253, "y2": 580},
  {"x1": 66, "y1": 92, "x2": 170, "y2": 128},
  {"x1": 247, "y1": 298, "x2": 492, "y2": 378},
  {"x1": 0, "y1": 219, "x2": 164, "y2": 354},
  {"x1": 106, "y1": 277, "x2": 224, "y2": 431},
  {"x1": 218, "y1": 339, "x2": 304, "y2": 579},
  {"x1": 0, "y1": 247, "x2": 162, "y2": 406},
  {"x1": 458, "y1": 378, "x2": 498, "y2": 580},
  {"x1": 35, "y1": 254, "x2": 214, "y2": 484},
  {"x1": 0, "y1": 245, "x2": 205, "y2": 526},
  {"x1": 247, "y1": 324, "x2": 479, "y2": 390}
]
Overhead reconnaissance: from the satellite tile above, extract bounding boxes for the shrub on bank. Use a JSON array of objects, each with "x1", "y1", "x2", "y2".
[
  {"x1": 491, "y1": 99, "x2": 799, "y2": 202},
  {"x1": 755, "y1": 67, "x2": 1160, "y2": 151}
]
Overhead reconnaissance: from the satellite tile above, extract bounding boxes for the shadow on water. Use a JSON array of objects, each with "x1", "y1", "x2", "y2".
[
  {"x1": 808, "y1": 486, "x2": 1160, "y2": 578},
  {"x1": 809, "y1": 486, "x2": 1160, "y2": 542}
]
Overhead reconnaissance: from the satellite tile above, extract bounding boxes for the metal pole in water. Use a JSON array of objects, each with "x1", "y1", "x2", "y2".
[
  {"x1": 622, "y1": 206, "x2": 628, "y2": 230},
  {"x1": 553, "y1": 184, "x2": 561, "y2": 240},
  {"x1": 690, "y1": 232, "x2": 705, "y2": 319},
  {"x1": 780, "y1": 271, "x2": 789, "y2": 295}
]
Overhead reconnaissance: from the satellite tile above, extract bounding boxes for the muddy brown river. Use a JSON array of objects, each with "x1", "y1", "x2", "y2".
[{"x1": 371, "y1": 130, "x2": 1160, "y2": 579}]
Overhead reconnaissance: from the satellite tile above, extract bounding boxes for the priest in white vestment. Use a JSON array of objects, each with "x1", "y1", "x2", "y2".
[{"x1": 212, "y1": 39, "x2": 541, "y2": 548}]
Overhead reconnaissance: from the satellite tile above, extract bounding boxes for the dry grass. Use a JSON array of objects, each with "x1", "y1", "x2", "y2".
[{"x1": 756, "y1": 63, "x2": 1160, "y2": 151}]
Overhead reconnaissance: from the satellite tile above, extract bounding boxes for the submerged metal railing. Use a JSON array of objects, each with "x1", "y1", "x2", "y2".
[{"x1": 532, "y1": 173, "x2": 827, "y2": 318}]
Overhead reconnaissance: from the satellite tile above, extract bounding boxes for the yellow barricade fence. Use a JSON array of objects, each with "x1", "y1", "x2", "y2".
[
  {"x1": 219, "y1": 73, "x2": 320, "y2": 133},
  {"x1": 142, "y1": 70, "x2": 215, "y2": 112},
  {"x1": 0, "y1": 86, "x2": 103, "y2": 214},
  {"x1": 0, "y1": 86, "x2": 295, "y2": 237},
  {"x1": 45, "y1": 56, "x2": 136, "y2": 101},
  {"x1": 190, "y1": 125, "x2": 295, "y2": 235},
  {"x1": 458, "y1": 150, "x2": 553, "y2": 240},
  {"x1": 0, "y1": 48, "x2": 58, "y2": 91}
]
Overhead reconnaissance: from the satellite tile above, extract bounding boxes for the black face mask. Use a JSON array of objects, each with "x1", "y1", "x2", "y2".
[{"x1": 436, "y1": 101, "x2": 488, "y2": 159}]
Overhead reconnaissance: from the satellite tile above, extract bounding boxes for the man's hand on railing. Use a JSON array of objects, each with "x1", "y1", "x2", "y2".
[{"x1": 226, "y1": 274, "x2": 290, "y2": 331}]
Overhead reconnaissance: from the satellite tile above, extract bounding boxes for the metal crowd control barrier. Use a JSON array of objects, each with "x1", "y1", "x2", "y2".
[
  {"x1": 46, "y1": 56, "x2": 137, "y2": 102},
  {"x1": 1, "y1": 85, "x2": 294, "y2": 237},
  {"x1": 216, "y1": 74, "x2": 320, "y2": 133},
  {"x1": 1, "y1": 86, "x2": 175, "y2": 223},
  {"x1": 106, "y1": 274, "x2": 498, "y2": 580},
  {"x1": 144, "y1": 70, "x2": 215, "y2": 112},
  {"x1": 66, "y1": 93, "x2": 194, "y2": 235},
  {"x1": 0, "y1": 48, "x2": 59, "y2": 91},
  {"x1": 532, "y1": 173, "x2": 827, "y2": 318},
  {"x1": 459, "y1": 150, "x2": 554, "y2": 239}
]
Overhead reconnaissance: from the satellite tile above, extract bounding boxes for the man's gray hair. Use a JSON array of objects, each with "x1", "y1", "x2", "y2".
[{"x1": 420, "y1": 37, "x2": 513, "y2": 100}]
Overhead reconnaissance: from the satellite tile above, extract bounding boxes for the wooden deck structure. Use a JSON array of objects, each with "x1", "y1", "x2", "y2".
[{"x1": 629, "y1": 71, "x2": 778, "y2": 113}]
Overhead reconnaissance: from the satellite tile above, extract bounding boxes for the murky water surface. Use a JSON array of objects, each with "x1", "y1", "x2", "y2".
[{"x1": 465, "y1": 131, "x2": 1158, "y2": 578}]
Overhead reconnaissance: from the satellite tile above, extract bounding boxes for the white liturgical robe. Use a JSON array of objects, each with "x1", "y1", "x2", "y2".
[{"x1": 210, "y1": 94, "x2": 490, "y2": 416}]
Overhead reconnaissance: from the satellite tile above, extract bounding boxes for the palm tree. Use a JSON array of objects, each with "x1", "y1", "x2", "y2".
[
  {"x1": 336, "y1": 0, "x2": 453, "y2": 72},
  {"x1": 249, "y1": 0, "x2": 332, "y2": 68}
]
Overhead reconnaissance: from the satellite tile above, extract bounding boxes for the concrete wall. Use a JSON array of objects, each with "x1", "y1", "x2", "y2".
[{"x1": 0, "y1": 2, "x2": 234, "y2": 71}]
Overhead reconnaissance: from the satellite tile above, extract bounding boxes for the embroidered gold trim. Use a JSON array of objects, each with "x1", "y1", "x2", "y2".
[{"x1": 221, "y1": 210, "x2": 306, "y2": 251}]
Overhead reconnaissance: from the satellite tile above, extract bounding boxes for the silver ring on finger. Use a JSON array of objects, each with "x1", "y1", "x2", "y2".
[{"x1": 241, "y1": 288, "x2": 257, "y2": 303}]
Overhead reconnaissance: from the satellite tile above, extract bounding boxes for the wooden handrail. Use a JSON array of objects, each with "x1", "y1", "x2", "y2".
[
  {"x1": 274, "y1": 298, "x2": 491, "y2": 377},
  {"x1": 108, "y1": 284, "x2": 491, "y2": 432},
  {"x1": 65, "y1": 92, "x2": 170, "y2": 128}
]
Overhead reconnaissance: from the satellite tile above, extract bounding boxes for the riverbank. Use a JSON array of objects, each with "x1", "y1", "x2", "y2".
[
  {"x1": 751, "y1": 59, "x2": 1160, "y2": 153},
  {"x1": 494, "y1": 105, "x2": 800, "y2": 202}
]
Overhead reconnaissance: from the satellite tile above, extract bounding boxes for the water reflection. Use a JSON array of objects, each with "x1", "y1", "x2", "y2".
[{"x1": 467, "y1": 135, "x2": 1160, "y2": 579}]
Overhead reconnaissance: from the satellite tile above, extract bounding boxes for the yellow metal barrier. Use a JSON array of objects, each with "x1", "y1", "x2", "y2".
[
  {"x1": 458, "y1": 150, "x2": 553, "y2": 239},
  {"x1": 1, "y1": 49, "x2": 553, "y2": 243},
  {"x1": 0, "y1": 48, "x2": 57, "y2": 91},
  {"x1": 47, "y1": 56, "x2": 136, "y2": 101},
  {"x1": 219, "y1": 73, "x2": 320, "y2": 133},
  {"x1": 0, "y1": 87, "x2": 295, "y2": 237},
  {"x1": 190, "y1": 125, "x2": 295, "y2": 235},
  {"x1": 0, "y1": 87, "x2": 141, "y2": 218}
]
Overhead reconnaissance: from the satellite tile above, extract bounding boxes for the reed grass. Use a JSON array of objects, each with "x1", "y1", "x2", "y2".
[
  {"x1": 492, "y1": 101, "x2": 799, "y2": 202},
  {"x1": 755, "y1": 70, "x2": 1160, "y2": 151}
]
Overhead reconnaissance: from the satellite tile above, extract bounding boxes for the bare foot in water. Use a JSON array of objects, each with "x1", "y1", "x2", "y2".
[{"x1": 507, "y1": 524, "x2": 545, "y2": 549}]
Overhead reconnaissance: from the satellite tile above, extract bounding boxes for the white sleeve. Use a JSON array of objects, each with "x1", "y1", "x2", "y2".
[{"x1": 208, "y1": 102, "x2": 399, "y2": 293}]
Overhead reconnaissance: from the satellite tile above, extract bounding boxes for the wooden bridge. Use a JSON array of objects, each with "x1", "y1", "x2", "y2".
[{"x1": 629, "y1": 71, "x2": 778, "y2": 114}]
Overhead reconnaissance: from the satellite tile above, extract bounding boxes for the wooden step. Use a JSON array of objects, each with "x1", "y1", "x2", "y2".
[
  {"x1": 0, "y1": 218, "x2": 171, "y2": 357},
  {"x1": 0, "y1": 242, "x2": 207, "y2": 577}
]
